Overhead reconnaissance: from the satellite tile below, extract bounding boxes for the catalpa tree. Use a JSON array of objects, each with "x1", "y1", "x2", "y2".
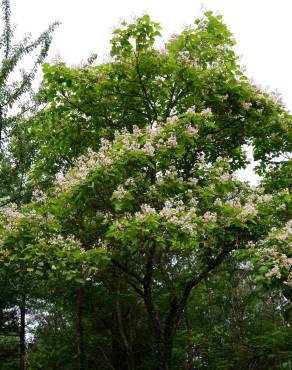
[
  {"x1": 50, "y1": 111, "x2": 290, "y2": 369},
  {"x1": 2, "y1": 115, "x2": 290, "y2": 369},
  {"x1": 0, "y1": 12, "x2": 291, "y2": 370}
]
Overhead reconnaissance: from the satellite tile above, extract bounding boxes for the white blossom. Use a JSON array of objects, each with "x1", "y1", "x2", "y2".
[
  {"x1": 257, "y1": 194, "x2": 273, "y2": 203},
  {"x1": 190, "y1": 197, "x2": 199, "y2": 207},
  {"x1": 32, "y1": 189, "x2": 47, "y2": 203},
  {"x1": 113, "y1": 185, "x2": 127, "y2": 200},
  {"x1": 143, "y1": 140, "x2": 155, "y2": 155},
  {"x1": 243, "y1": 102, "x2": 252, "y2": 110},
  {"x1": 186, "y1": 105, "x2": 196, "y2": 114},
  {"x1": 214, "y1": 198, "x2": 222, "y2": 207},
  {"x1": 185, "y1": 123, "x2": 198, "y2": 136},
  {"x1": 226, "y1": 199, "x2": 241, "y2": 208},
  {"x1": 166, "y1": 134, "x2": 177, "y2": 147},
  {"x1": 100, "y1": 138, "x2": 111, "y2": 151},
  {"x1": 0, "y1": 203, "x2": 22, "y2": 219},
  {"x1": 188, "y1": 177, "x2": 198, "y2": 185},
  {"x1": 159, "y1": 201, "x2": 173, "y2": 219},
  {"x1": 239, "y1": 204, "x2": 257, "y2": 218},
  {"x1": 265, "y1": 265, "x2": 281, "y2": 279},
  {"x1": 202, "y1": 211, "x2": 217, "y2": 222},
  {"x1": 218, "y1": 173, "x2": 232, "y2": 182},
  {"x1": 201, "y1": 107, "x2": 212, "y2": 115},
  {"x1": 132, "y1": 125, "x2": 143, "y2": 138},
  {"x1": 166, "y1": 115, "x2": 178, "y2": 124}
]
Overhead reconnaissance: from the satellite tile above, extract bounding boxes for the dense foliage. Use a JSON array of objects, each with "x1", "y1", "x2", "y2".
[{"x1": 0, "y1": 5, "x2": 291, "y2": 370}]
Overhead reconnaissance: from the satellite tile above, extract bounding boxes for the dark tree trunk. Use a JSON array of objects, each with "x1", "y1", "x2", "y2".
[
  {"x1": 76, "y1": 285, "x2": 85, "y2": 370},
  {"x1": 53, "y1": 311, "x2": 59, "y2": 370},
  {"x1": 19, "y1": 295, "x2": 26, "y2": 370},
  {"x1": 111, "y1": 316, "x2": 127, "y2": 370},
  {"x1": 111, "y1": 281, "x2": 135, "y2": 370}
]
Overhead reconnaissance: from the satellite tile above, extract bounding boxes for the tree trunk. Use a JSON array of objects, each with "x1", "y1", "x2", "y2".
[
  {"x1": 111, "y1": 281, "x2": 135, "y2": 370},
  {"x1": 156, "y1": 342, "x2": 171, "y2": 370},
  {"x1": 19, "y1": 295, "x2": 26, "y2": 370},
  {"x1": 116, "y1": 298, "x2": 135, "y2": 370},
  {"x1": 111, "y1": 311, "x2": 127, "y2": 370},
  {"x1": 76, "y1": 285, "x2": 85, "y2": 370},
  {"x1": 53, "y1": 310, "x2": 59, "y2": 370}
]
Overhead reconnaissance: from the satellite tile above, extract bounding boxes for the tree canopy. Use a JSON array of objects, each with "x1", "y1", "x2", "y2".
[{"x1": 0, "y1": 9, "x2": 291, "y2": 370}]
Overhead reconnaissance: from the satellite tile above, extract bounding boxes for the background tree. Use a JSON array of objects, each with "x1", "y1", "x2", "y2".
[{"x1": 0, "y1": 1, "x2": 59, "y2": 368}]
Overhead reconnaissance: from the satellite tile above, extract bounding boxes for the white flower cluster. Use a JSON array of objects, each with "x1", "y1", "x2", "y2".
[
  {"x1": 214, "y1": 198, "x2": 222, "y2": 207},
  {"x1": 216, "y1": 166, "x2": 235, "y2": 183},
  {"x1": 274, "y1": 219, "x2": 292, "y2": 241},
  {"x1": 218, "y1": 173, "x2": 233, "y2": 182},
  {"x1": 155, "y1": 168, "x2": 183, "y2": 187},
  {"x1": 218, "y1": 94, "x2": 228, "y2": 102},
  {"x1": 225, "y1": 199, "x2": 241, "y2": 208},
  {"x1": 185, "y1": 123, "x2": 199, "y2": 136},
  {"x1": 100, "y1": 138, "x2": 112, "y2": 151},
  {"x1": 265, "y1": 251, "x2": 292, "y2": 282},
  {"x1": 177, "y1": 51, "x2": 199, "y2": 67},
  {"x1": 0, "y1": 203, "x2": 22, "y2": 219},
  {"x1": 214, "y1": 189, "x2": 260, "y2": 221},
  {"x1": 135, "y1": 204, "x2": 156, "y2": 221},
  {"x1": 45, "y1": 233, "x2": 84, "y2": 252},
  {"x1": 202, "y1": 211, "x2": 217, "y2": 222},
  {"x1": 32, "y1": 189, "x2": 48, "y2": 203},
  {"x1": 159, "y1": 199, "x2": 198, "y2": 235},
  {"x1": 265, "y1": 265, "x2": 281, "y2": 279},
  {"x1": 242, "y1": 102, "x2": 252, "y2": 110},
  {"x1": 257, "y1": 194, "x2": 273, "y2": 203},
  {"x1": 156, "y1": 134, "x2": 178, "y2": 150},
  {"x1": 47, "y1": 234, "x2": 65, "y2": 246},
  {"x1": 119, "y1": 131, "x2": 141, "y2": 152},
  {"x1": 186, "y1": 105, "x2": 196, "y2": 114},
  {"x1": 131, "y1": 199, "x2": 199, "y2": 236},
  {"x1": 145, "y1": 124, "x2": 162, "y2": 138},
  {"x1": 269, "y1": 90, "x2": 284, "y2": 106},
  {"x1": 238, "y1": 204, "x2": 257, "y2": 219},
  {"x1": 165, "y1": 135, "x2": 178, "y2": 147},
  {"x1": 177, "y1": 50, "x2": 190, "y2": 62},
  {"x1": 113, "y1": 185, "x2": 127, "y2": 200},
  {"x1": 254, "y1": 220, "x2": 292, "y2": 286},
  {"x1": 246, "y1": 191, "x2": 275, "y2": 206},
  {"x1": 143, "y1": 140, "x2": 155, "y2": 155},
  {"x1": 0, "y1": 203, "x2": 45, "y2": 233},
  {"x1": 188, "y1": 177, "x2": 199, "y2": 185},
  {"x1": 166, "y1": 115, "x2": 178, "y2": 125},
  {"x1": 125, "y1": 177, "x2": 135, "y2": 186},
  {"x1": 132, "y1": 125, "x2": 143, "y2": 138},
  {"x1": 56, "y1": 147, "x2": 114, "y2": 194},
  {"x1": 201, "y1": 107, "x2": 212, "y2": 115},
  {"x1": 56, "y1": 118, "x2": 189, "y2": 194}
]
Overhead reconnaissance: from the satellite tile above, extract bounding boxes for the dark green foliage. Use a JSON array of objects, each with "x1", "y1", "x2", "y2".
[{"x1": 0, "y1": 0, "x2": 58, "y2": 368}]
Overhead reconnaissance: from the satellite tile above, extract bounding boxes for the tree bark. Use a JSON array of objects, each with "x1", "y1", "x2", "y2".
[
  {"x1": 19, "y1": 295, "x2": 26, "y2": 370},
  {"x1": 142, "y1": 245, "x2": 171, "y2": 370},
  {"x1": 76, "y1": 285, "x2": 85, "y2": 370}
]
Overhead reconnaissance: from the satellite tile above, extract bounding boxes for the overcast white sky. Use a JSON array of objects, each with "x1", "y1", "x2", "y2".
[
  {"x1": 11, "y1": 0, "x2": 292, "y2": 110},
  {"x1": 9, "y1": 0, "x2": 292, "y2": 184}
]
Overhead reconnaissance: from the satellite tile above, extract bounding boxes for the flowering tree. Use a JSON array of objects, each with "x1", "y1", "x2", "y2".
[
  {"x1": 0, "y1": 11, "x2": 291, "y2": 370},
  {"x1": 2, "y1": 114, "x2": 290, "y2": 368},
  {"x1": 48, "y1": 110, "x2": 290, "y2": 368}
]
